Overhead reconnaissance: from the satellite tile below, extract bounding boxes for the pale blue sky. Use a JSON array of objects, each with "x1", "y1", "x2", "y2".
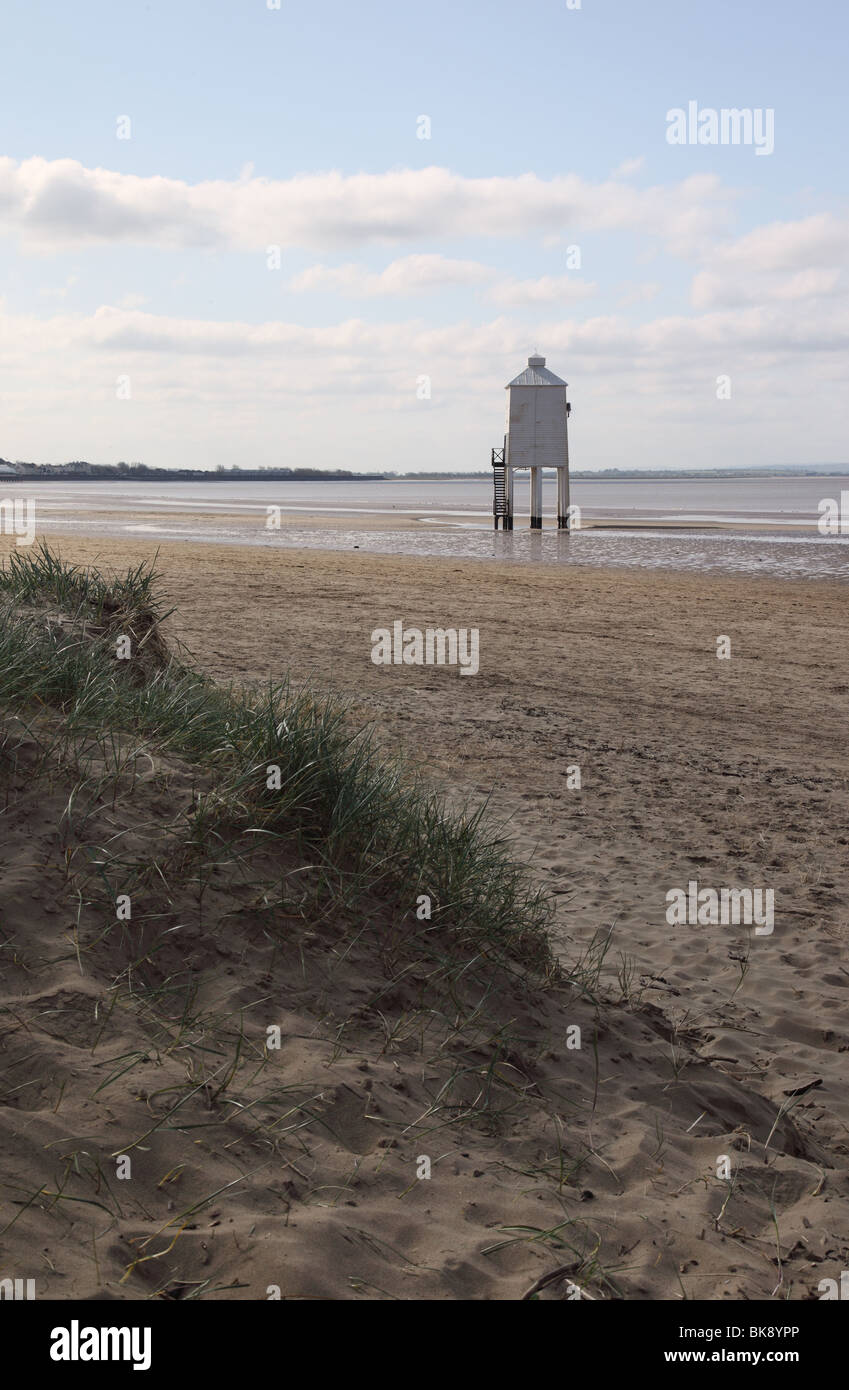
[{"x1": 0, "y1": 0, "x2": 846, "y2": 471}]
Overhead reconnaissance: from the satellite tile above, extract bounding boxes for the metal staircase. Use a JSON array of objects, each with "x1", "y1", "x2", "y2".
[{"x1": 491, "y1": 441, "x2": 511, "y2": 529}]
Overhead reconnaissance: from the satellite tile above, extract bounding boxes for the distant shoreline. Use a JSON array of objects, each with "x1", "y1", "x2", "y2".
[{"x1": 1, "y1": 467, "x2": 848, "y2": 485}]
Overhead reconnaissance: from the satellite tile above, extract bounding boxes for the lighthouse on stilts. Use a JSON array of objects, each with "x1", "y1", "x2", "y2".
[{"x1": 492, "y1": 354, "x2": 572, "y2": 530}]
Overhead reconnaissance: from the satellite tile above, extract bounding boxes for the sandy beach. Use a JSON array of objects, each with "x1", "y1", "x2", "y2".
[{"x1": 1, "y1": 529, "x2": 846, "y2": 1301}]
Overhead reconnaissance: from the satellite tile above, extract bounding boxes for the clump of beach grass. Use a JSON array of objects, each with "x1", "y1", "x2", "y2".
[
  {"x1": 0, "y1": 539, "x2": 173, "y2": 682},
  {"x1": 0, "y1": 543, "x2": 555, "y2": 976}
]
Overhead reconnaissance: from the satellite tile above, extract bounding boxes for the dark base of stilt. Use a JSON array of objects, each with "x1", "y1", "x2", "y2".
[
  {"x1": 505, "y1": 516, "x2": 513, "y2": 531},
  {"x1": 557, "y1": 516, "x2": 569, "y2": 530},
  {"x1": 530, "y1": 516, "x2": 542, "y2": 529}
]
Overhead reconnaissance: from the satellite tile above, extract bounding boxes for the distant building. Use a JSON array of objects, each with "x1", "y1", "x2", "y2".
[{"x1": 0, "y1": 463, "x2": 19, "y2": 477}]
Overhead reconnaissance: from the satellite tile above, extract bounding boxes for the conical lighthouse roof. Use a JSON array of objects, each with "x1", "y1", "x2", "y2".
[{"x1": 506, "y1": 354, "x2": 567, "y2": 388}]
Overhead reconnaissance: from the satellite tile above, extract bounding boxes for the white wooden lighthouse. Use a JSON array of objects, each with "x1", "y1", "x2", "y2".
[{"x1": 492, "y1": 354, "x2": 571, "y2": 529}]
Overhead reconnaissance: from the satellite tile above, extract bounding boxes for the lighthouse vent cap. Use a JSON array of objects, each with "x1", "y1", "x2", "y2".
[{"x1": 528, "y1": 354, "x2": 546, "y2": 367}]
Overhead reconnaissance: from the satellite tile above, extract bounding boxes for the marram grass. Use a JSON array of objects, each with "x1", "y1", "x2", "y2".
[{"x1": 0, "y1": 542, "x2": 555, "y2": 973}]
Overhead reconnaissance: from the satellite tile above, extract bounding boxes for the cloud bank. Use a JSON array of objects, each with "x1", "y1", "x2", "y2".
[{"x1": 0, "y1": 157, "x2": 733, "y2": 254}]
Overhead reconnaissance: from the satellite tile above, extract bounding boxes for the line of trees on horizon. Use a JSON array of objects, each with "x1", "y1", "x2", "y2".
[
  {"x1": 1, "y1": 459, "x2": 845, "y2": 482},
  {"x1": 0, "y1": 460, "x2": 384, "y2": 481}
]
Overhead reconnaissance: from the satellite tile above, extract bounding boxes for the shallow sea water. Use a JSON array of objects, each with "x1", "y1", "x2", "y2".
[{"x1": 31, "y1": 513, "x2": 849, "y2": 582}]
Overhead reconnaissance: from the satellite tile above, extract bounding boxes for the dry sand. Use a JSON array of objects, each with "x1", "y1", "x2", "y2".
[{"x1": 1, "y1": 531, "x2": 848, "y2": 1301}]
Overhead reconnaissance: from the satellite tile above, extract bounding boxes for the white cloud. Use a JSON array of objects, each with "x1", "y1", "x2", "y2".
[
  {"x1": 3, "y1": 296, "x2": 848, "y2": 393},
  {"x1": 692, "y1": 266, "x2": 842, "y2": 309},
  {"x1": 705, "y1": 214, "x2": 849, "y2": 274},
  {"x1": 288, "y1": 258, "x2": 597, "y2": 307},
  {"x1": 0, "y1": 157, "x2": 734, "y2": 255},
  {"x1": 37, "y1": 273, "x2": 79, "y2": 301},
  {"x1": 485, "y1": 275, "x2": 597, "y2": 307},
  {"x1": 612, "y1": 157, "x2": 646, "y2": 178},
  {"x1": 689, "y1": 214, "x2": 849, "y2": 308},
  {"x1": 617, "y1": 281, "x2": 662, "y2": 307},
  {"x1": 116, "y1": 291, "x2": 148, "y2": 310},
  {"x1": 288, "y1": 254, "x2": 493, "y2": 296}
]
